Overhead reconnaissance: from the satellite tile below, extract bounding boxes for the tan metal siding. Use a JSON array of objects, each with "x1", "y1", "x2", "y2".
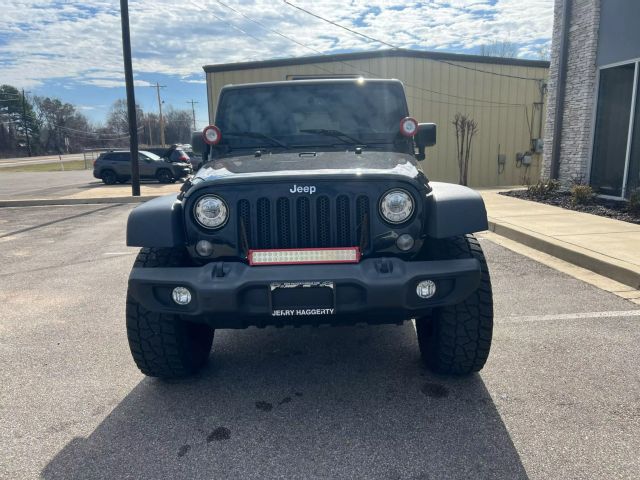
[{"x1": 206, "y1": 56, "x2": 548, "y2": 187}]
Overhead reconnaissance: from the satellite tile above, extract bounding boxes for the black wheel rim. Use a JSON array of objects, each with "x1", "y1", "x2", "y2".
[{"x1": 103, "y1": 171, "x2": 116, "y2": 184}]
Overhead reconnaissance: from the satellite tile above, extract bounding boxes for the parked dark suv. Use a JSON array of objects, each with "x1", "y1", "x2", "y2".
[
  {"x1": 125, "y1": 79, "x2": 493, "y2": 379},
  {"x1": 93, "y1": 150, "x2": 192, "y2": 184}
]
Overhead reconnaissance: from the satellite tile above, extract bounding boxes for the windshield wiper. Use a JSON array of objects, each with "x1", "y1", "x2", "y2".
[
  {"x1": 224, "y1": 131, "x2": 289, "y2": 149},
  {"x1": 300, "y1": 129, "x2": 365, "y2": 146}
]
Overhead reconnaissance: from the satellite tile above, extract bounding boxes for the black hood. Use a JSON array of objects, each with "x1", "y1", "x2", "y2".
[{"x1": 193, "y1": 150, "x2": 423, "y2": 183}]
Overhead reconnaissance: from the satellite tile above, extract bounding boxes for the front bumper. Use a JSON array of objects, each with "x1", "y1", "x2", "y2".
[{"x1": 128, "y1": 257, "x2": 481, "y2": 327}]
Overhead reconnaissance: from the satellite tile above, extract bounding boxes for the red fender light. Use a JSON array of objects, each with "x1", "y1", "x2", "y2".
[
  {"x1": 400, "y1": 117, "x2": 418, "y2": 137},
  {"x1": 203, "y1": 125, "x2": 221, "y2": 145}
]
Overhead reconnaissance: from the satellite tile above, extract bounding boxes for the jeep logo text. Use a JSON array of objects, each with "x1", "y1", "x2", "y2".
[{"x1": 290, "y1": 184, "x2": 316, "y2": 194}]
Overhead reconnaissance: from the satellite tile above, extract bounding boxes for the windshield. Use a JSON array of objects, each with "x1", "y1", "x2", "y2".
[
  {"x1": 215, "y1": 82, "x2": 408, "y2": 149},
  {"x1": 140, "y1": 151, "x2": 161, "y2": 161}
]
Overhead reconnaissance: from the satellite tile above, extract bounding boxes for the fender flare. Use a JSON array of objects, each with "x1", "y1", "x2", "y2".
[
  {"x1": 425, "y1": 182, "x2": 488, "y2": 238},
  {"x1": 126, "y1": 194, "x2": 185, "y2": 247}
]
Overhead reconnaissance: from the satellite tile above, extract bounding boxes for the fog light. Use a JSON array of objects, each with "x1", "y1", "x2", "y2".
[
  {"x1": 172, "y1": 287, "x2": 192, "y2": 305},
  {"x1": 195, "y1": 240, "x2": 214, "y2": 256},
  {"x1": 416, "y1": 280, "x2": 436, "y2": 299},
  {"x1": 396, "y1": 233, "x2": 415, "y2": 251}
]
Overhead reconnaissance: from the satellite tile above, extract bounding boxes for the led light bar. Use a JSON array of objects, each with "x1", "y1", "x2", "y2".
[{"x1": 249, "y1": 247, "x2": 360, "y2": 266}]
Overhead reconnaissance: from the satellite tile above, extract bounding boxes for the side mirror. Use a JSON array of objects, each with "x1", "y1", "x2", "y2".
[
  {"x1": 414, "y1": 123, "x2": 436, "y2": 161},
  {"x1": 191, "y1": 130, "x2": 206, "y2": 155}
]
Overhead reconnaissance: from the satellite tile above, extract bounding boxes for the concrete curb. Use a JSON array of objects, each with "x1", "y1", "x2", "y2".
[
  {"x1": 489, "y1": 220, "x2": 640, "y2": 290},
  {"x1": 0, "y1": 196, "x2": 159, "y2": 207}
]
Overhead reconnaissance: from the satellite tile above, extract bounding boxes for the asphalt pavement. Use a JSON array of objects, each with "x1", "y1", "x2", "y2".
[{"x1": 1, "y1": 205, "x2": 639, "y2": 479}]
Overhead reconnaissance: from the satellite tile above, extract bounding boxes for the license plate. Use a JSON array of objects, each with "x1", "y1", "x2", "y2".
[{"x1": 270, "y1": 281, "x2": 335, "y2": 316}]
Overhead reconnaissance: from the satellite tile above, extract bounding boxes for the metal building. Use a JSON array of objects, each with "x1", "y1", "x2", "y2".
[{"x1": 204, "y1": 49, "x2": 549, "y2": 187}]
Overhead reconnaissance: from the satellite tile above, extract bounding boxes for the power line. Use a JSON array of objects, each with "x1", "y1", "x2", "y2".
[
  {"x1": 284, "y1": 0, "x2": 398, "y2": 49},
  {"x1": 51, "y1": 122, "x2": 144, "y2": 138},
  {"x1": 214, "y1": 1, "x2": 534, "y2": 107},
  {"x1": 188, "y1": 0, "x2": 271, "y2": 51},
  {"x1": 283, "y1": 0, "x2": 545, "y2": 82},
  {"x1": 405, "y1": 94, "x2": 525, "y2": 109},
  {"x1": 201, "y1": 1, "x2": 367, "y2": 79}
]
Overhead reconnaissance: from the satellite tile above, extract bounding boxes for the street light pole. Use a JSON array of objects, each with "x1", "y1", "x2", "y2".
[
  {"x1": 119, "y1": 0, "x2": 140, "y2": 196},
  {"x1": 187, "y1": 99, "x2": 198, "y2": 130},
  {"x1": 152, "y1": 82, "x2": 167, "y2": 147}
]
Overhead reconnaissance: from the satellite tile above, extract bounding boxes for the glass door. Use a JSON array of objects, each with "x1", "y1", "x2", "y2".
[
  {"x1": 627, "y1": 71, "x2": 640, "y2": 198},
  {"x1": 590, "y1": 63, "x2": 636, "y2": 197}
]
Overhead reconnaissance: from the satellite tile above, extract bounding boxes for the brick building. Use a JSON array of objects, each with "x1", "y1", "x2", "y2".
[{"x1": 544, "y1": 0, "x2": 640, "y2": 199}]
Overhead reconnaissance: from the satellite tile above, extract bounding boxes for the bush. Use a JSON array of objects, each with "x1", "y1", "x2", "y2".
[
  {"x1": 527, "y1": 179, "x2": 560, "y2": 198},
  {"x1": 629, "y1": 188, "x2": 640, "y2": 214},
  {"x1": 570, "y1": 184, "x2": 594, "y2": 205}
]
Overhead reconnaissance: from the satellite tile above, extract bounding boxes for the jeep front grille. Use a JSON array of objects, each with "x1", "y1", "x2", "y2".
[{"x1": 237, "y1": 195, "x2": 370, "y2": 253}]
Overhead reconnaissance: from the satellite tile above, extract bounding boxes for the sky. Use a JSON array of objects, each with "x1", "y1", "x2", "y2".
[{"x1": 0, "y1": 0, "x2": 554, "y2": 130}]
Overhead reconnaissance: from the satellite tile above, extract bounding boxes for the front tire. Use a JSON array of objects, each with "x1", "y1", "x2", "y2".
[
  {"x1": 126, "y1": 247, "x2": 214, "y2": 378},
  {"x1": 156, "y1": 169, "x2": 174, "y2": 184},
  {"x1": 415, "y1": 235, "x2": 493, "y2": 375},
  {"x1": 101, "y1": 169, "x2": 117, "y2": 185}
]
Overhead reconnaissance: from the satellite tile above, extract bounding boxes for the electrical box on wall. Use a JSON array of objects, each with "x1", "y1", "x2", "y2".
[
  {"x1": 498, "y1": 154, "x2": 506, "y2": 166},
  {"x1": 532, "y1": 138, "x2": 544, "y2": 153},
  {"x1": 522, "y1": 153, "x2": 533, "y2": 166}
]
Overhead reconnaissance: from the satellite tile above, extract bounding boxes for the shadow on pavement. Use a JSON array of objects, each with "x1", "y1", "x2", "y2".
[{"x1": 42, "y1": 323, "x2": 528, "y2": 480}]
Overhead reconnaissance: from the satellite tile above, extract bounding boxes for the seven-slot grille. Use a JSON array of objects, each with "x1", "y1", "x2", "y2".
[{"x1": 238, "y1": 195, "x2": 370, "y2": 252}]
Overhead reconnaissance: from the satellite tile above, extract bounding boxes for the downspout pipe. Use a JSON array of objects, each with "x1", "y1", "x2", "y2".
[{"x1": 550, "y1": 0, "x2": 572, "y2": 180}]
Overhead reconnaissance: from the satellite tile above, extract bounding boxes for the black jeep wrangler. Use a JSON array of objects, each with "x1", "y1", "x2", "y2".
[{"x1": 126, "y1": 79, "x2": 493, "y2": 378}]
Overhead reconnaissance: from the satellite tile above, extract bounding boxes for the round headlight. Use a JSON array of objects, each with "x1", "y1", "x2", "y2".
[
  {"x1": 380, "y1": 189, "x2": 414, "y2": 224},
  {"x1": 194, "y1": 195, "x2": 228, "y2": 229}
]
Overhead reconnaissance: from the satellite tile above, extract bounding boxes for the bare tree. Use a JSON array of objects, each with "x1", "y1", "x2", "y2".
[
  {"x1": 479, "y1": 40, "x2": 518, "y2": 58},
  {"x1": 142, "y1": 112, "x2": 160, "y2": 146},
  {"x1": 452, "y1": 113, "x2": 479, "y2": 186},
  {"x1": 106, "y1": 99, "x2": 143, "y2": 135},
  {"x1": 164, "y1": 108, "x2": 193, "y2": 145},
  {"x1": 535, "y1": 43, "x2": 551, "y2": 61}
]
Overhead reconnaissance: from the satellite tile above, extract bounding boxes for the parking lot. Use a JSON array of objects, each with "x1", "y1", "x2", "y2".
[{"x1": 1, "y1": 204, "x2": 639, "y2": 479}]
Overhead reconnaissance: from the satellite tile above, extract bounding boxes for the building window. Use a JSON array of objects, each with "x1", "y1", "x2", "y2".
[
  {"x1": 590, "y1": 63, "x2": 636, "y2": 197},
  {"x1": 628, "y1": 76, "x2": 640, "y2": 196}
]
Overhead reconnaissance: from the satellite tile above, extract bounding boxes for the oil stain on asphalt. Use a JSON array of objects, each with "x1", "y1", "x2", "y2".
[
  {"x1": 421, "y1": 382, "x2": 449, "y2": 398},
  {"x1": 255, "y1": 401, "x2": 273, "y2": 412},
  {"x1": 207, "y1": 427, "x2": 231, "y2": 442},
  {"x1": 177, "y1": 445, "x2": 191, "y2": 457}
]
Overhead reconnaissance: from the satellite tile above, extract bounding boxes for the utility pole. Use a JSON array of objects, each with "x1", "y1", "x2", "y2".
[
  {"x1": 186, "y1": 99, "x2": 198, "y2": 130},
  {"x1": 150, "y1": 82, "x2": 166, "y2": 146},
  {"x1": 21, "y1": 88, "x2": 32, "y2": 157},
  {"x1": 119, "y1": 0, "x2": 140, "y2": 196}
]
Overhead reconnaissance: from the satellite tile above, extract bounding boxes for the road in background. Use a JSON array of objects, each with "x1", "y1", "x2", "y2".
[
  {"x1": 0, "y1": 152, "x2": 104, "y2": 168},
  {"x1": 0, "y1": 170, "x2": 100, "y2": 199},
  {"x1": 1, "y1": 205, "x2": 639, "y2": 479}
]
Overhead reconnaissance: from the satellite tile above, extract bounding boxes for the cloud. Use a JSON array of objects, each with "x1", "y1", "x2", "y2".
[{"x1": 0, "y1": 0, "x2": 553, "y2": 90}]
